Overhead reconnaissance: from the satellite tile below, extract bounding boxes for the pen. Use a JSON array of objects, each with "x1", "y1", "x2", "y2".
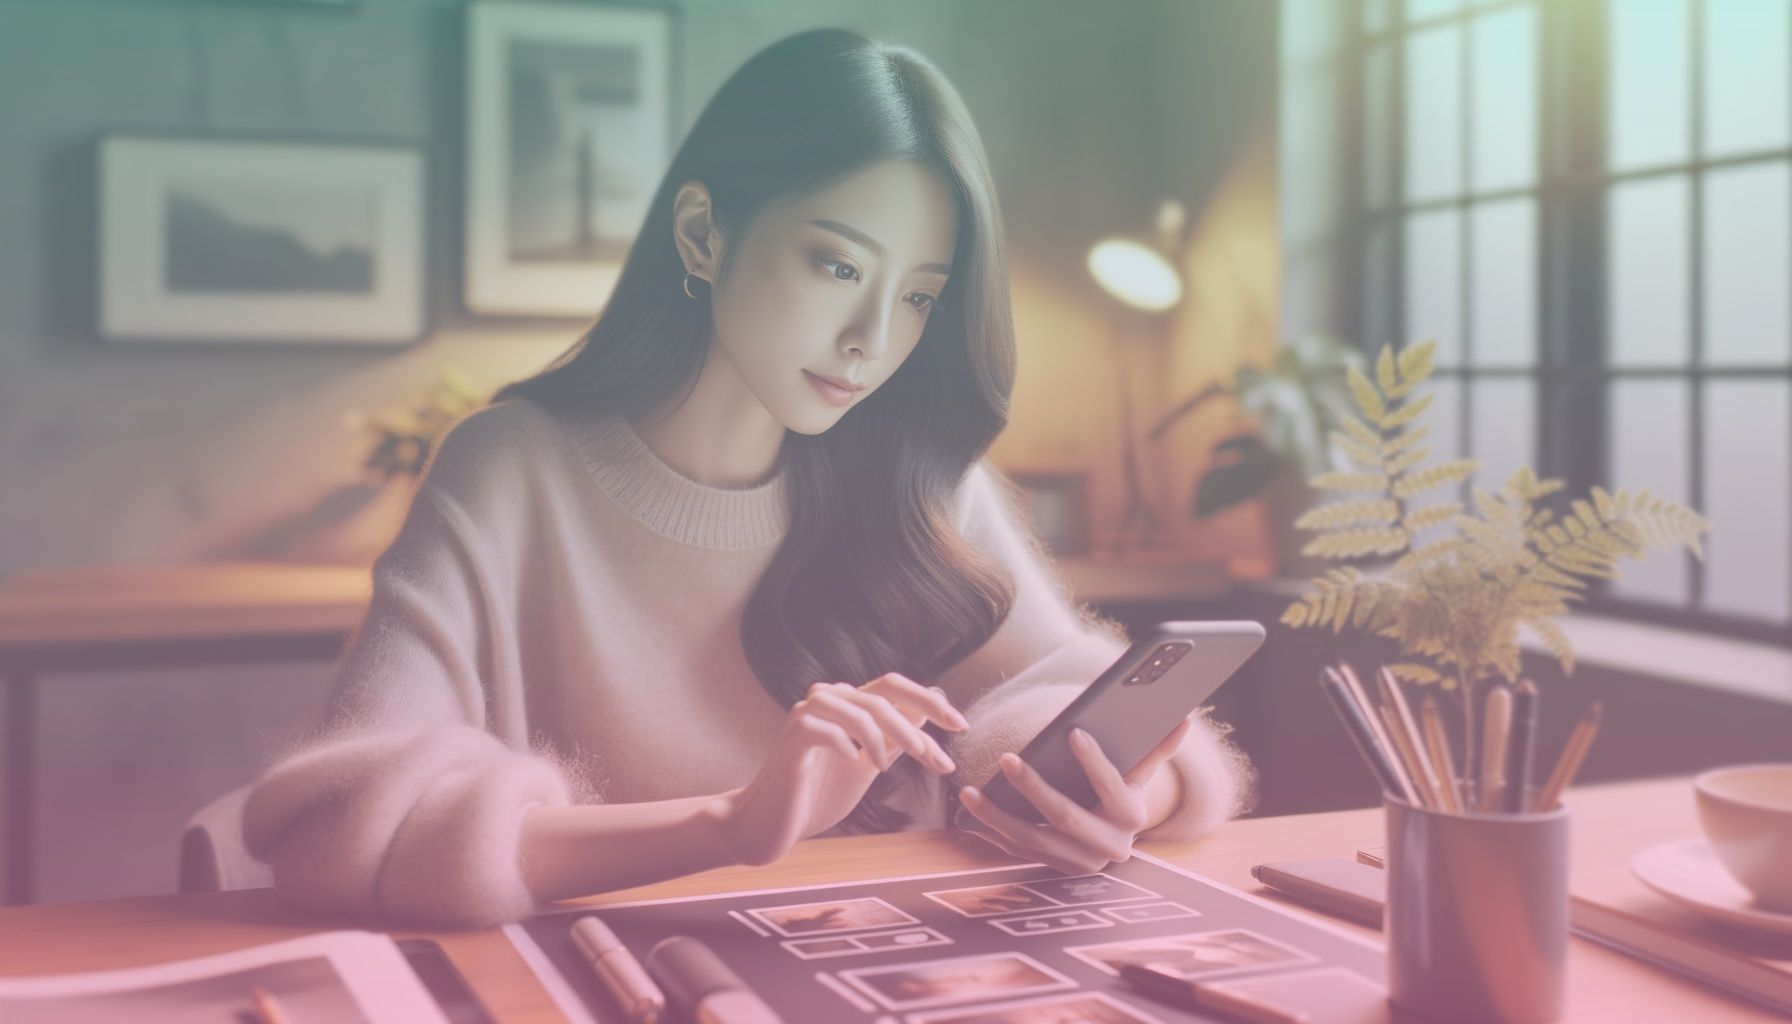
[
  {"x1": 1534, "y1": 701, "x2": 1603, "y2": 811},
  {"x1": 1334, "y1": 664, "x2": 1420, "y2": 805},
  {"x1": 1419, "y1": 696, "x2": 1463, "y2": 813},
  {"x1": 1318, "y1": 667, "x2": 1411, "y2": 803},
  {"x1": 249, "y1": 985, "x2": 290, "y2": 1024},
  {"x1": 1119, "y1": 962, "x2": 1311, "y2": 1024},
  {"x1": 1378, "y1": 668, "x2": 1446, "y2": 811},
  {"x1": 647, "y1": 934, "x2": 785, "y2": 1024},
  {"x1": 571, "y1": 914, "x2": 666, "y2": 1024},
  {"x1": 1504, "y1": 679, "x2": 1540, "y2": 813},
  {"x1": 1478, "y1": 684, "x2": 1512, "y2": 813},
  {"x1": 1378, "y1": 705, "x2": 1438, "y2": 810},
  {"x1": 1252, "y1": 860, "x2": 1385, "y2": 928}
]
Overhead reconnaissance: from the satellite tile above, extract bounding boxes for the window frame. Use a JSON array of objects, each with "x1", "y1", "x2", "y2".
[{"x1": 1338, "y1": 0, "x2": 1792, "y2": 648}]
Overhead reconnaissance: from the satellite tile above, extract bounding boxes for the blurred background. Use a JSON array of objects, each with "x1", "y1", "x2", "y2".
[{"x1": 0, "y1": 0, "x2": 1785, "y2": 907}]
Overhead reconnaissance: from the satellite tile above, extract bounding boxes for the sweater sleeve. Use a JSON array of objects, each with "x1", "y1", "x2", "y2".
[
  {"x1": 935, "y1": 463, "x2": 1254, "y2": 842},
  {"x1": 241, "y1": 413, "x2": 575, "y2": 929}
]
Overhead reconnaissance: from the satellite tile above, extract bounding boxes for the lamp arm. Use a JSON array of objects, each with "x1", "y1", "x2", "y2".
[{"x1": 1144, "y1": 382, "x2": 1230, "y2": 443}]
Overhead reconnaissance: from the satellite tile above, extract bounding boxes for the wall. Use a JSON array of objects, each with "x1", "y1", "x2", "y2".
[
  {"x1": 0, "y1": 0, "x2": 1279, "y2": 902},
  {"x1": 0, "y1": 0, "x2": 1273, "y2": 575}
]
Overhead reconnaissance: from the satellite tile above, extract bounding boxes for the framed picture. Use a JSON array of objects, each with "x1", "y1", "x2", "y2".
[
  {"x1": 97, "y1": 133, "x2": 425, "y2": 345},
  {"x1": 465, "y1": 1, "x2": 676, "y2": 317},
  {"x1": 1007, "y1": 470, "x2": 1093, "y2": 557}
]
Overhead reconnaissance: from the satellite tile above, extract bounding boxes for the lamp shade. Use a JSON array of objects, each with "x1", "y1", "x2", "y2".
[{"x1": 1087, "y1": 238, "x2": 1182, "y2": 311}]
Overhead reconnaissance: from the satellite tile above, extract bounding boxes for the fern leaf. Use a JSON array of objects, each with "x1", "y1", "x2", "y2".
[
  {"x1": 1381, "y1": 424, "x2": 1431, "y2": 458},
  {"x1": 1592, "y1": 485, "x2": 1617, "y2": 521},
  {"x1": 1312, "y1": 471, "x2": 1388, "y2": 493},
  {"x1": 1527, "y1": 618, "x2": 1576, "y2": 674},
  {"x1": 1397, "y1": 341, "x2": 1437, "y2": 385},
  {"x1": 1332, "y1": 586, "x2": 1356, "y2": 633},
  {"x1": 1385, "y1": 662, "x2": 1443, "y2": 685},
  {"x1": 1382, "y1": 392, "x2": 1435, "y2": 430},
  {"x1": 1302, "y1": 528, "x2": 1410, "y2": 559},
  {"x1": 1295, "y1": 499, "x2": 1401, "y2": 530},
  {"x1": 1341, "y1": 414, "x2": 1384, "y2": 452},
  {"x1": 1330, "y1": 429, "x2": 1384, "y2": 469},
  {"x1": 1392, "y1": 458, "x2": 1477, "y2": 499},
  {"x1": 1402, "y1": 501, "x2": 1462, "y2": 533},
  {"x1": 1385, "y1": 445, "x2": 1432, "y2": 477},
  {"x1": 1347, "y1": 365, "x2": 1387, "y2": 426},
  {"x1": 1375, "y1": 346, "x2": 1399, "y2": 397}
]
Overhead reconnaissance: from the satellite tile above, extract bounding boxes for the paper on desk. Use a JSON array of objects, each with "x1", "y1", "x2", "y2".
[{"x1": 0, "y1": 929, "x2": 450, "y2": 1024}]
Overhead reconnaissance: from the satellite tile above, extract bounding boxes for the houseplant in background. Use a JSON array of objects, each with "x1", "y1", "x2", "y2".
[
  {"x1": 1278, "y1": 339, "x2": 1709, "y2": 777},
  {"x1": 348, "y1": 365, "x2": 486, "y2": 483},
  {"x1": 1145, "y1": 331, "x2": 1363, "y2": 575},
  {"x1": 235, "y1": 367, "x2": 488, "y2": 566}
]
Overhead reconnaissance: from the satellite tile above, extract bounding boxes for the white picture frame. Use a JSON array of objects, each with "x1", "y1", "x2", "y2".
[
  {"x1": 97, "y1": 134, "x2": 425, "y2": 345},
  {"x1": 464, "y1": 1, "x2": 675, "y2": 317}
]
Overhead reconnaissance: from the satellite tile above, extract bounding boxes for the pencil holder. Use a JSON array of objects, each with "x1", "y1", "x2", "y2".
[{"x1": 1384, "y1": 794, "x2": 1570, "y2": 1024}]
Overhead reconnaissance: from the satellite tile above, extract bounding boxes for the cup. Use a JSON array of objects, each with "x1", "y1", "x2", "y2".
[
  {"x1": 1694, "y1": 763, "x2": 1792, "y2": 911},
  {"x1": 1384, "y1": 794, "x2": 1570, "y2": 1024}
]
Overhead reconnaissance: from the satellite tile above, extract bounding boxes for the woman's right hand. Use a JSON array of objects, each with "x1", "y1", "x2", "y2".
[{"x1": 718, "y1": 673, "x2": 969, "y2": 866}]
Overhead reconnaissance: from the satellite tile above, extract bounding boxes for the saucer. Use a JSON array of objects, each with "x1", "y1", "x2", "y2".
[{"x1": 1631, "y1": 838, "x2": 1792, "y2": 938}]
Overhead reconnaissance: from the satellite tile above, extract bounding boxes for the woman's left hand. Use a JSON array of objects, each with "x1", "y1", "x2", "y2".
[{"x1": 956, "y1": 715, "x2": 1193, "y2": 875}]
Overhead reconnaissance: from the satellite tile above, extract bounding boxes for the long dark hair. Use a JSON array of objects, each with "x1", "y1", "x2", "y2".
[{"x1": 495, "y1": 28, "x2": 1017, "y2": 833}]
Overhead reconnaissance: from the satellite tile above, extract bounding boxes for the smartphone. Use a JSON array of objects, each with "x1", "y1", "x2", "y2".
[{"x1": 953, "y1": 620, "x2": 1265, "y2": 831}]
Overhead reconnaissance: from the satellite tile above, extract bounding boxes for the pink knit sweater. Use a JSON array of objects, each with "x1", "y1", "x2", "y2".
[{"x1": 241, "y1": 398, "x2": 1251, "y2": 928}]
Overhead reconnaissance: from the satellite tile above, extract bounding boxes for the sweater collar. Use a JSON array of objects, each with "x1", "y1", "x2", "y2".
[{"x1": 564, "y1": 409, "x2": 790, "y2": 550}]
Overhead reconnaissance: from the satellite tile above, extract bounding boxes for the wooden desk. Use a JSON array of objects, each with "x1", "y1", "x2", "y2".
[
  {"x1": 0, "y1": 562, "x2": 368, "y2": 905},
  {"x1": 0, "y1": 777, "x2": 1776, "y2": 1022}
]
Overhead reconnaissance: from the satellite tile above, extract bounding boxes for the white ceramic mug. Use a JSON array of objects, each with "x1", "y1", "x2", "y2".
[{"x1": 1694, "y1": 763, "x2": 1792, "y2": 911}]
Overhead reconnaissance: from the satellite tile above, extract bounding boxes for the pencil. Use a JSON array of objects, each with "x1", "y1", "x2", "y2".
[
  {"x1": 250, "y1": 985, "x2": 290, "y2": 1024},
  {"x1": 1479, "y1": 684, "x2": 1513, "y2": 812},
  {"x1": 1504, "y1": 679, "x2": 1540, "y2": 813},
  {"x1": 1319, "y1": 666, "x2": 1411, "y2": 802},
  {"x1": 1377, "y1": 667, "x2": 1445, "y2": 811},
  {"x1": 1379, "y1": 703, "x2": 1442, "y2": 811},
  {"x1": 1336, "y1": 663, "x2": 1421, "y2": 805},
  {"x1": 1534, "y1": 701, "x2": 1603, "y2": 811},
  {"x1": 1419, "y1": 695, "x2": 1463, "y2": 812}
]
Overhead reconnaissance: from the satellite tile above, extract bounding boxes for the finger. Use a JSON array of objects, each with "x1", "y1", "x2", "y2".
[
  {"x1": 794, "y1": 714, "x2": 859, "y2": 762},
  {"x1": 1067, "y1": 728, "x2": 1131, "y2": 809},
  {"x1": 804, "y1": 686, "x2": 889, "y2": 767},
  {"x1": 953, "y1": 799, "x2": 1029, "y2": 860},
  {"x1": 864, "y1": 674, "x2": 970, "y2": 732},
  {"x1": 959, "y1": 786, "x2": 1108, "y2": 875},
  {"x1": 865, "y1": 674, "x2": 970, "y2": 732},
  {"x1": 998, "y1": 752, "x2": 1111, "y2": 841},
  {"x1": 1122, "y1": 715, "x2": 1194, "y2": 788},
  {"x1": 956, "y1": 784, "x2": 1048, "y2": 853},
  {"x1": 835, "y1": 686, "x2": 955, "y2": 773}
]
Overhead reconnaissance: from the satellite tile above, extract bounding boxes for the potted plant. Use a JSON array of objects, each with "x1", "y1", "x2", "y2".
[
  {"x1": 349, "y1": 366, "x2": 486, "y2": 484},
  {"x1": 1146, "y1": 332, "x2": 1363, "y2": 575},
  {"x1": 1278, "y1": 340, "x2": 1708, "y2": 775}
]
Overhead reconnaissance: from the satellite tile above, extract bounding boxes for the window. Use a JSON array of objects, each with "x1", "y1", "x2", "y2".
[{"x1": 1341, "y1": 0, "x2": 1792, "y2": 644}]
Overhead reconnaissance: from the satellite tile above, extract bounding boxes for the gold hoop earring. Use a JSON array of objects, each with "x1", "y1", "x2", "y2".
[{"x1": 682, "y1": 271, "x2": 707, "y2": 300}]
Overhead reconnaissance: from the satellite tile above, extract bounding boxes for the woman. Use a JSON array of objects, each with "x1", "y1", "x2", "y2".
[{"x1": 242, "y1": 28, "x2": 1250, "y2": 929}]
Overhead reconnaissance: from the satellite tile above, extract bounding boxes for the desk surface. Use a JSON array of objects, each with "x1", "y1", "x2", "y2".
[
  {"x1": 0, "y1": 562, "x2": 371, "y2": 650},
  {"x1": 0, "y1": 776, "x2": 1777, "y2": 1022}
]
